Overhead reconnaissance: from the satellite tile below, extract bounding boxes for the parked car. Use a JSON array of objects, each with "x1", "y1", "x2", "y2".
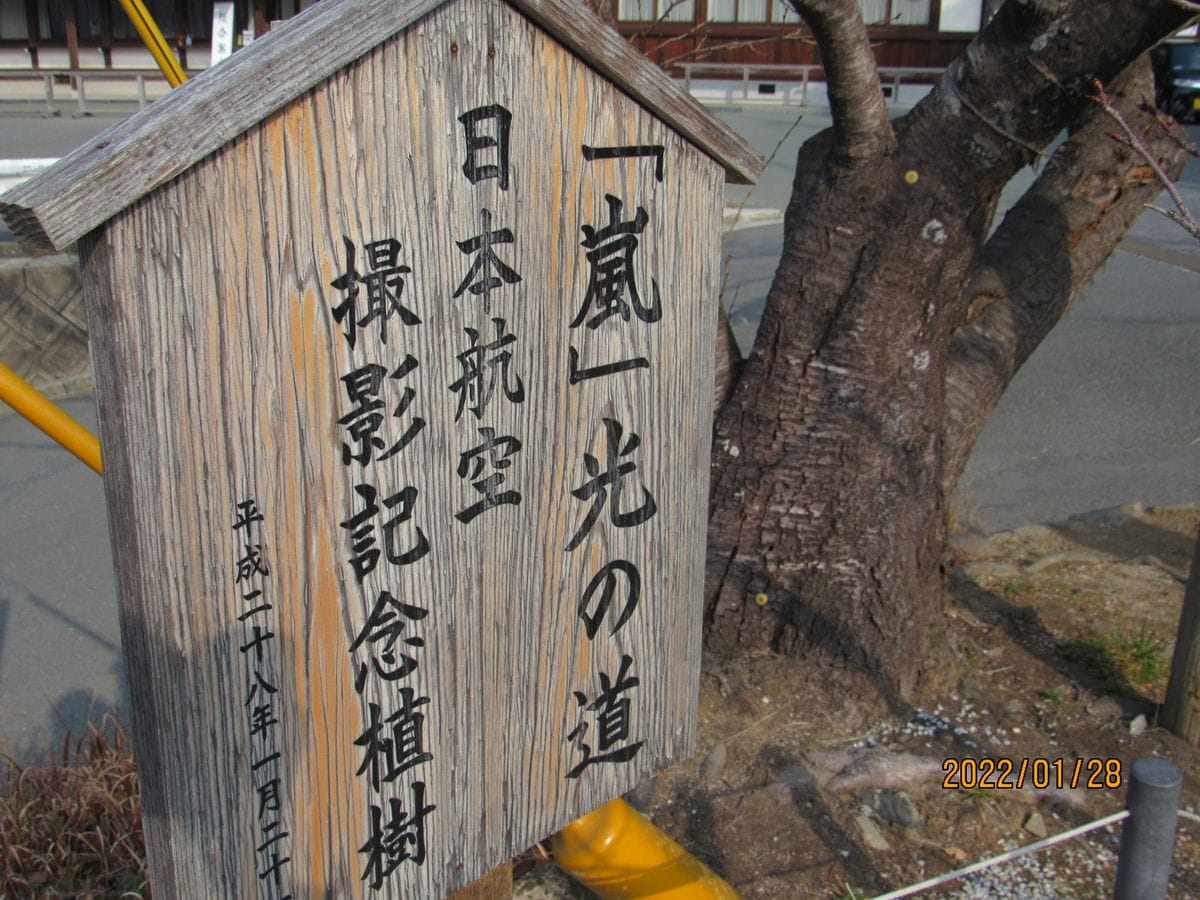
[{"x1": 1153, "y1": 41, "x2": 1200, "y2": 123}]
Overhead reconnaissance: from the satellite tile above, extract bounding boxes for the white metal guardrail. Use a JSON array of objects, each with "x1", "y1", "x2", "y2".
[
  {"x1": 679, "y1": 62, "x2": 945, "y2": 106},
  {"x1": 869, "y1": 758, "x2": 1186, "y2": 899},
  {"x1": 0, "y1": 158, "x2": 57, "y2": 193},
  {"x1": 874, "y1": 810, "x2": 1131, "y2": 899},
  {"x1": 1, "y1": 64, "x2": 945, "y2": 114},
  {"x1": 0, "y1": 68, "x2": 204, "y2": 116}
]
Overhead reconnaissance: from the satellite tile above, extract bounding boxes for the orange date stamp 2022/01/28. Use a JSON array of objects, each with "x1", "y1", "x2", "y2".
[{"x1": 942, "y1": 757, "x2": 1123, "y2": 791}]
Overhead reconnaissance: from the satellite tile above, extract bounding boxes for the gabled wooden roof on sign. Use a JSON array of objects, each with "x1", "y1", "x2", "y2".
[{"x1": 0, "y1": 0, "x2": 763, "y2": 253}]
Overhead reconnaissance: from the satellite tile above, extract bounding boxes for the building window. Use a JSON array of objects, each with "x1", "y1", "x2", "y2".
[
  {"x1": 77, "y1": 0, "x2": 180, "y2": 40},
  {"x1": 707, "y1": 0, "x2": 798, "y2": 23},
  {"x1": 619, "y1": 0, "x2": 926, "y2": 26},
  {"x1": 0, "y1": 3, "x2": 30, "y2": 39},
  {"x1": 858, "y1": 0, "x2": 932, "y2": 27},
  {"x1": 618, "y1": 0, "x2": 696, "y2": 22}
]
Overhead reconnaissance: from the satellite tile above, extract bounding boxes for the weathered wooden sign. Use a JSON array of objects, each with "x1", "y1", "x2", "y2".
[{"x1": 0, "y1": 0, "x2": 761, "y2": 895}]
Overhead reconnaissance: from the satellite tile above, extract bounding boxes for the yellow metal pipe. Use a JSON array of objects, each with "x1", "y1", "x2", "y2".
[
  {"x1": 0, "y1": 362, "x2": 102, "y2": 475},
  {"x1": 0, "y1": 1, "x2": 183, "y2": 477},
  {"x1": 553, "y1": 798, "x2": 741, "y2": 899},
  {"x1": 116, "y1": 0, "x2": 187, "y2": 88}
]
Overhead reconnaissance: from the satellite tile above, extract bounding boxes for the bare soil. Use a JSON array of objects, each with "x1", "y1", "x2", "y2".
[{"x1": 519, "y1": 504, "x2": 1200, "y2": 898}]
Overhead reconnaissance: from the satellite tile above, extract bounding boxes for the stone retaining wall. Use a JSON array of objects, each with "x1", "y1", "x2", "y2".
[{"x1": 0, "y1": 244, "x2": 91, "y2": 402}]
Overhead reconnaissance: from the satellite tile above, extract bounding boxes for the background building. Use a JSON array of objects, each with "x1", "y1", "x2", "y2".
[
  {"x1": 616, "y1": 0, "x2": 995, "y2": 70},
  {"x1": 0, "y1": 0, "x2": 990, "y2": 71},
  {"x1": 0, "y1": 1, "x2": 311, "y2": 70}
]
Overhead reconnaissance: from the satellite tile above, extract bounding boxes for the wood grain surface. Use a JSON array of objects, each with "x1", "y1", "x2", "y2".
[
  {"x1": 79, "y1": 0, "x2": 722, "y2": 895},
  {"x1": 0, "y1": 0, "x2": 760, "y2": 253}
]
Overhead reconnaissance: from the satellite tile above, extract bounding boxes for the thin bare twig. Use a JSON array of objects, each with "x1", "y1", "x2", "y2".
[
  {"x1": 724, "y1": 710, "x2": 780, "y2": 743},
  {"x1": 650, "y1": 19, "x2": 710, "y2": 64},
  {"x1": 631, "y1": 0, "x2": 694, "y2": 42},
  {"x1": 1093, "y1": 77, "x2": 1200, "y2": 240},
  {"x1": 663, "y1": 28, "x2": 810, "y2": 67},
  {"x1": 721, "y1": 107, "x2": 806, "y2": 319},
  {"x1": 956, "y1": 89, "x2": 1048, "y2": 160},
  {"x1": 1147, "y1": 204, "x2": 1200, "y2": 240},
  {"x1": 1139, "y1": 99, "x2": 1200, "y2": 159},
  {"x1": 723, "y1": 106, "x2": 806, "y2": 239}
]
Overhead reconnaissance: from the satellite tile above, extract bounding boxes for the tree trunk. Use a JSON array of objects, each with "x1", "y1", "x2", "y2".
[
  {"x1": 582, "y1": 0, "x2": 614, "y2": 24},
  {"x1": 942, "y1": 56, "x2": 1188, "y2": 492},
  {"x1": 703, "y1": 0, "x2": 1195, "y2": 699}
]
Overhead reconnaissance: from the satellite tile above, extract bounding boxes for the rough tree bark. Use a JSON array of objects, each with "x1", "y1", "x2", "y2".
[
  {"x1": 704, "y1": 0, "x2": 1195, "y2": 700},
  {"x1": 581, "y1": 0, "x2": 613, "y2": 23}
]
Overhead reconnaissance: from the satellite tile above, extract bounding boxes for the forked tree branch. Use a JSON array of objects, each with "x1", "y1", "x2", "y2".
[
  {"x1": 788, "y1": 0, "x2": 895, "y2": 159},
  {"x1": 1094, "y1": 79, "x2": 1200, "y2": 239},
  {"x1": 941, "y1": 55, "x2": 1188, "y2": 493}
]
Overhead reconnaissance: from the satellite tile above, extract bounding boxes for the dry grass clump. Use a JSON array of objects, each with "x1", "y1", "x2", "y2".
[{"x1": 0, "y1": 716, "x2": 147, "y2": 898}]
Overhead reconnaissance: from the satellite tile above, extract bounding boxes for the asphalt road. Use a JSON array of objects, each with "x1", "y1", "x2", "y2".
[{"x1": 0, "y1": 99, "x2": 1196, "y2": 760}]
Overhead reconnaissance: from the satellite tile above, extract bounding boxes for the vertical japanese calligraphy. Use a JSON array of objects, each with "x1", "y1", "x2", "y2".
[
  {"x1": 568, "y1": 144, "x2": 666, "y2": 385},
  {"x1": 451, "y1": 103, "x2": 526, "y2": 528},
  {"x1": 566, "y1": 654, "x2": 645, "y2": 779},
  {"x1": 329, "y1": 235, "x2": 435, "y2": 891},
  {"x1": 562, "y1": 418, "x2": 657, "y2": 779},
  {"x1": 454, "y1": 209, "x2": 522, "y2": 312},
  {"x1": 233, "y1": 498, "x2": 292, "y2": 898},
  {"x1": 330, "y1": 237, "x2": 420, "y2": 350},
  {"x1": 561, "y1": 142, "x2": 670, "y2": 781}
]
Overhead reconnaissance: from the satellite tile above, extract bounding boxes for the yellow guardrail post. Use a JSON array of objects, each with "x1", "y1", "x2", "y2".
[
  {"x1": 116, "y1": 0, "x2": 187, "y2": 88},
  {"x1": 0, "y1": 362, "x2": 102, "y2": 475},
  {"x1": 553, "y1": 798, "x2": 741, "y2": 898},
  {"x1": 0, "y1": 0, "x2": 184, "y2": 478}
]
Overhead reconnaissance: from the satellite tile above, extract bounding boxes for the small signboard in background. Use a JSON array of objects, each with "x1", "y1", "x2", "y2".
[
  {"x1": 210, "y1": 1, "x2": 235, "y2": 66},
  {"x1": 0, "y1": 0, "x2": 761, "y2": 895}
]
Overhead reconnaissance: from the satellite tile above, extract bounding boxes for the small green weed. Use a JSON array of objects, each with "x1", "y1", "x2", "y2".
[
  {"x1": 1061, "y1": 629, "x2": 1168, "y2": 694},
  {"x1": 1110, "y1": 631, "x2": 1169, "y2": 685},
  {"x1": 996, "y1": 579, "x2": 1040, "y2": 607},
  {"x1": 1039, "y1": 686, "x2": 1065, "y2": 706},
  {"x1": 1000, "y1": 579, "x2": 1024, "y2": 597}
]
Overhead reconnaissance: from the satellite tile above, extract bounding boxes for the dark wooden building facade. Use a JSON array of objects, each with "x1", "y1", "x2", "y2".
[
  {"x1": 614, "y1": 0, "x2": 984, "y2": 71},
  {"x1": 0, "y1": 1, "x2": 311, "y2": 69},
  {"x1": 1, "y1": 0, "x2": 984, "y2": 71}
]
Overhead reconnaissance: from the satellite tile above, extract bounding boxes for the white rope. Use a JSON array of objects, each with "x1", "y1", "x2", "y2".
[
  {"x1": 1179, "y1": 808, "x2": 1200, "y2": 825},
  {"x1": 871, "y1": 809, "x2": 1130, "y2": 900}
]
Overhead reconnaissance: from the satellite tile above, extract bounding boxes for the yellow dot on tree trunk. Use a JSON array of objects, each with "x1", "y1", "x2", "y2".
[
  {"x1": 904, "y1": 170, "x2": 920, "y2": 185},
  {"x1": 755, "y1": 593, "x2": 769, "y2": 607}
]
